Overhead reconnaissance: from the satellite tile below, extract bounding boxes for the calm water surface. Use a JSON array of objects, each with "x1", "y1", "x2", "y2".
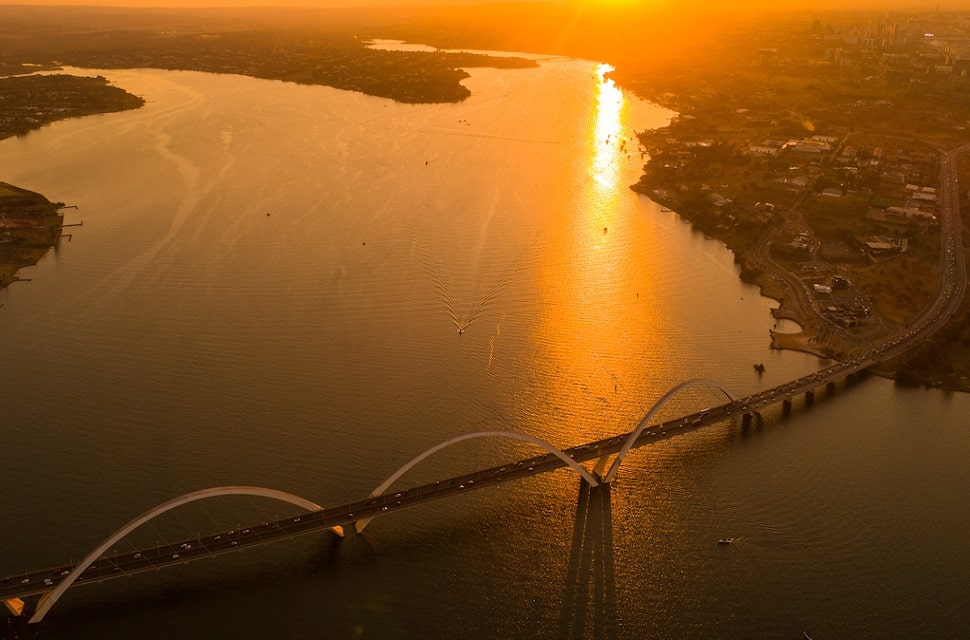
[{"x1": 1, "y1": 56, "x2": 969, "y2": 639}]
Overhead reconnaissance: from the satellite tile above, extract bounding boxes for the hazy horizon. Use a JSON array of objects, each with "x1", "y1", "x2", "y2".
[{"x1": 0, "y1": 0, "x2": 964, "y2": 12}]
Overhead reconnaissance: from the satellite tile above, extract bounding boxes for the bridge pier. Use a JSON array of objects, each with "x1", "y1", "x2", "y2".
[
  {"x1": 592, "y1": 456, "x2": 610, "y2": 480},
  {"x1": 782, "y1": 398, "x2": 792, "y2": 415},
  {"x1": 742, "y1": 411, "x2": 762, "y2": 435},
  {"x1": 826, "y1": 381, "x2": 836, "y2": 396},
  {"x1": 805, "y1": 390, "x2": 814, "y2": 406},
  {"x1": 742, "y1": 411, "x2": 763, "y2": 425}
]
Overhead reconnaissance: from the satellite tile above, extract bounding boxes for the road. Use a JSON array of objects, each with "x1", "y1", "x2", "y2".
[{"x1": 0, "y1": 354, "x2": 907, "y2": 604}]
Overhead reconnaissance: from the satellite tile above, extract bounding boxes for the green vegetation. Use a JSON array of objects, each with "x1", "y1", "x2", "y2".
[{"x1": 800, "y1": 195, "x2": 871, "y2": 238}]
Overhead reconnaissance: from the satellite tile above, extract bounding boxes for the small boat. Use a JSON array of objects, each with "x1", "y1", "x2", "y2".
[{"x1": 717, "y1": 538, "x2": 733, "y2": 545}]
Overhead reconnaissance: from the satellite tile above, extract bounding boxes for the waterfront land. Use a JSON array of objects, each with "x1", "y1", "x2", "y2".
[
  {"x1": 0, "y1": 6, "x2": 535, "y2": 104},
  {"x1": 615, "y1": 13, "x2": 970, "y2": 390},
  {"x1": 356, "y1": 5, "x2": 970, "y2": 390},
  {"x1": 1, "y1": 5, "x2": 968, "y2": 389},
  {"x1": 0, "y1": 74, "x2": 142, "y2": 289},
  {"x1": 0, "y1": 74, "x2": 144, "y2": 140},
  {"x1": 0, "y1": 183, "x2": 65, "y2": 293}
]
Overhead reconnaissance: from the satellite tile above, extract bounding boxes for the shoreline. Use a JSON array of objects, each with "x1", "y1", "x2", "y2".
[
  {"x1": 0, "y1": 182, "x2": 66, "y2": 292},
  {"x1": 636, "y1": 187, "x2": 968, "y2": 392}
]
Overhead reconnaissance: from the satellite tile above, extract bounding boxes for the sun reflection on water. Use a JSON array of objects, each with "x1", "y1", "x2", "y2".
[
  {"x1": 527, "y1": 62, "x2": 664, "y2": 446},
  {"x1": 590, "y1": 63, "x2": 624, "y2": 192}
]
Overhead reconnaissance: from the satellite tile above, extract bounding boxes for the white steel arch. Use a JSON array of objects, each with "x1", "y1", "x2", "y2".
[
  {"x1": 603, "y1": 379, "x2": 734, "y2": 484},
  {"x1": 30, "y1": 486, "x2": 334, "y2": 624},
  {"x1": 355, "y1": 430, "x2": 600, "y2": 533}
]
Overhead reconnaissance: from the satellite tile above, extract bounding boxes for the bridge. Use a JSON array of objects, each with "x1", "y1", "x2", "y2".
[
  {"x1": 0, "y1": 369, "x2": 883, "y2": 623},
  {"x1": 4, "y1": 146, "x2": 966, "y2": 624}
]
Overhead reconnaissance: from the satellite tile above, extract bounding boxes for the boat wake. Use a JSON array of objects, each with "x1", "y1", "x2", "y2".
[{"x1": 420, "y1": 244, "x2": 523, "y2": 336}]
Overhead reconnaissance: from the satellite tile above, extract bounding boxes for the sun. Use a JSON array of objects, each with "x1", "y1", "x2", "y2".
[
  {"x1": 566, "y1": 0, "x2": 634, "y2": 4},
  {"x1": 572, "y1": 0, "x2": 663, "y2": 11}
]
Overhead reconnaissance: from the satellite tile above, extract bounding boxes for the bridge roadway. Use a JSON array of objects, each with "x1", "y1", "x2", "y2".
[
  {"x1": 0, "y1": 357, "x2": 879, "y2": 605},
  {"x1": 4, "y1": 149, "x2": 966, "y2": 614},
  {"x1": 0, "y1": 284, "x2": 963, "y2": 605}
]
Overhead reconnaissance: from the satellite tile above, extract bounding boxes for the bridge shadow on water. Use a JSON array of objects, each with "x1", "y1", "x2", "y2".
[{"x1": 558, "y1": 480, "x2": 618, "y2": 640}]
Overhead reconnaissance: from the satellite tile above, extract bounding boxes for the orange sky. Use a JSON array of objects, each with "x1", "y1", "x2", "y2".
[
  {"x1": 0, "y1": 0, "x2": 526, "y2": 5},
  {"x1": 0, "y1": 0, "x2": 958, "y2": 7}
]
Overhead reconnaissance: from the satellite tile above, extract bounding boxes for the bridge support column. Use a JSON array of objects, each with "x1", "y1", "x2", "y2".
[
  {"x1": 826, "y1": 381, "x2": 836, "y2": 396},
  {"x1": 782, "y1": 398, "x2": 792, "y2": 415},
  {"x1": 805, "y1": 390, "x2": 814, "y2": 406},
  {"x1": 592, "y1": 456, "x2": 610, "y2": 480},
  {"x1": 742, "y1": 413, "x2": 753, "y2": 427}
]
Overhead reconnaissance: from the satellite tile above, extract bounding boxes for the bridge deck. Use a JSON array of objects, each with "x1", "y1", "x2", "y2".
[{"x1": 1, "y1": 366, "x2": 868, "y2": 604}]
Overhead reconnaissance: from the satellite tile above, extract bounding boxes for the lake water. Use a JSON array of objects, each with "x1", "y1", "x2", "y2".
[{"x1": 1, "y1": 56, "x2": 969, "y2": 640}]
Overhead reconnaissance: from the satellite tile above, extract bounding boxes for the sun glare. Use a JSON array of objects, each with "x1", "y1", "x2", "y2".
[
  {"x1": 529, "y1": 58, "x2": 664, "y2": 445},
  {"x1": 586, "y1": 0, "x2": 645, "y2": 6},
  {"x1": 591, "y1": 63, "x2": 624, "y2": 190}
]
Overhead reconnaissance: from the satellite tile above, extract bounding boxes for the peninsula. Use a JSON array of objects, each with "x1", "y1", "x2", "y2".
[
  {"x1": 0, "y1": 183, "x2": 66, "y2": 292},
  {"x1": 0, "y1": 6, "x2": 535, "y2": 105},
  {"x1": 0, "y1": 74, "x2": 144, "y2": 140},
  {"x1": 0, "y1": 74, "x2": 142, "y2": 289}
]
